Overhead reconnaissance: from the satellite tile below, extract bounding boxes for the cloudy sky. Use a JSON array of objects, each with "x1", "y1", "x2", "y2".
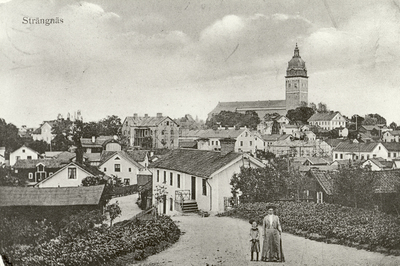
[{"x1": 1, "y1": 0, "x2": 400, "y2": 127}]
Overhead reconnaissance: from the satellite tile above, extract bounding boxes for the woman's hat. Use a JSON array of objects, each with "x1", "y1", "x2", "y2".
[{"x1": 266, "y1": 203, "x2": 277, "y2": 210}]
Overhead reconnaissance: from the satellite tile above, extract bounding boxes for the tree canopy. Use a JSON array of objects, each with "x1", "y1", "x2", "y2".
[
  {"x1": 206, "y1": 110, "x2": 260, "y2": 130},
  {"x1": 286, "y1": 107, "x2": 315, "y2": 124}
]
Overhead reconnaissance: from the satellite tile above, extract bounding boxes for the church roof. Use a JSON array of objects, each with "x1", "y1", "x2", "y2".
[
  {"x1": 209, "y1": 100, "x2": 286, "y2": 117},
  {"x1": 286, "y1": 44, "x2": 307, "y2": 77}
]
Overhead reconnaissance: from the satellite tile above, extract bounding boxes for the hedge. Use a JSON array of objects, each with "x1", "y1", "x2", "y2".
[{"x1": 218, "y1": 202, "x2": 400, "y2": 253}]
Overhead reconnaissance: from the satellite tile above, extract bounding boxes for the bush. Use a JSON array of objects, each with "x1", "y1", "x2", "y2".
[
  {"x1": 218, "y1": 202, "x2": 400, "y2": 251},
  {"x1": 8, "y1": 216, "x2": 180, "y2": 265}
]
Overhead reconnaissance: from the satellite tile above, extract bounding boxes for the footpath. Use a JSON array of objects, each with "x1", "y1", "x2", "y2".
[{"x1": 134, "y1": 215, "x2": 400, "y2": 266}]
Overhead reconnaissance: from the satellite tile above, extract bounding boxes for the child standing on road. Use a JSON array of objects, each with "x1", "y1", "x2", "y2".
[{"x1": 249, "y1": 219, "x2": 260, "y2": 261}]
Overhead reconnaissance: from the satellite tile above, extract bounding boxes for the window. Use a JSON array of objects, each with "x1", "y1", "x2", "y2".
[
  {"x1": 68, "y1": 168, "x2": 77, "y2": 179},
  {"x1": 16, "y1": 156, "x2": 20, "y2": 161},
  {"x1": 211, "y1": 141, "x2": 214, "y2": 145},
  {"x1": 340, "y1": 154, "x2": 343, "y2": 159},
  {"x1": 394, "y1": 153, "x2": 397, "y2": 158},
  {"x1": 367, "y1": 155, "x2": 370, "y2": 159},
  {"x1": 37, "y1": 164, "x2": 44, "y2": 172},
  {"x1": 115, "y1": 156, "x2": 120, "y2": 160},
  {"x1": 114, "y1": 164, "x2": 121, "y2": 172},
  {"x1": 27, "y1": 156, "x2": 32, "y2": 159},
  {"x1": 202, "y1": 178, "x2": 207, "y2": 196},
  {"x1": 335, "y1": 154, "x2": 338, "y2": 159},
  {"x1": 157, "y1": 170, "x2": 160, "y2": 182},
  {"x1": 170, "y1": 172, "x2": 173, "y2": 186},
  {"x1": 166, "y1": 121, "x2": 169, "y2": 126},
  {"x1": 170, "y1": 198, "x2": 173, "y2": 211},
  {"x1": 49, "y1": 172, "x2": 53, "y2": 176},
  {"x1": 104, "y1": 167, "x2": 107, "y2": 172},
  {"x1": 129, "y1": 168, "x2": 132, "y2": 172},
  {"x1": 124, "y1": 178, "x2": 130, "y2": 185},
  {"x1": 28, "y1": 173, "x2": 33, "y2": 179},
  {"x1": 389, "y1": 153, "x2": 391, "y2": 158},
  {"x1": 22, "y1": 149, "x2": 25, "y2": 153},
  {"x1": 240, "y1": 141, "x2": 243, "y2": 146},
  {"x1": 177, "y1": 174, "x2": 181, "y2": 188},
  {"x1": 249, "y1": 141, "x2": 252, "y2": 146},
  {"x1": 164, "y1": 171, "x2": 166, "y2": 183}
]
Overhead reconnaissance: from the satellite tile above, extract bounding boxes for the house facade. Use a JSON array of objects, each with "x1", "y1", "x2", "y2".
[
  {"x1": 99, "y1": 151, "x2": 145, "y2": 185},
  {"x1": 382, "y1": 142, "x2": 400, "y2": 161},
  {"x1": 13, "y1": 159, "x2": 65, "y2": 184},
  {"x1": 122, "y1": 113, "x2": 179, "y2": 149},
  {"x1": 35, "y1": 162, "x2": 106, "y2": 188},
  {"x1": 382, "y1": 130, "x2": 400, "y2": 143},
  {"x1": 10, "y1": 145, "x2": 39, "y2": 166},
  {"x1": 307, "y1": 112, "x2": 346, "y2": 131},
  {"x1": 269, "y1": 139, "x2": 331, "y2": 157},
  {"x1": 149, "y1": 142, "x2": 264, "y2": 215},
  {"x1": 32, "y1": 121, "x2": 56, "y2": 144},
  {"x1": 333, "y1": 142, "x2": 388, "y2": 161}
]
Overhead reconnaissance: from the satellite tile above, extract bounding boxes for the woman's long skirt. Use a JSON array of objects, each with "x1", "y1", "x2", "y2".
[{"x1": 261, "y1": 229, "x2": 281, "y2": 261}]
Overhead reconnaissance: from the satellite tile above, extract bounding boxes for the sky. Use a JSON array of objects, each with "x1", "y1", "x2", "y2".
[{"x1": 1, "y1": 0, "x2": 400, "y2": 127}]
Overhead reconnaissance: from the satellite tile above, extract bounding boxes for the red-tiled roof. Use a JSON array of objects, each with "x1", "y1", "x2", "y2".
[
  {"x1": 0, "y1": 185, "x2": 105, "y2": 207},
  {"x1": 149, "y1": 149, "x2": 243, "y2": 178}
]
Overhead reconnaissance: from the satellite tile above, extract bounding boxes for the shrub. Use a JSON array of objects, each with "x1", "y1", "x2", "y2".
[{"x1": 219, "y1": 202, "x2": 400, "y2": 251}]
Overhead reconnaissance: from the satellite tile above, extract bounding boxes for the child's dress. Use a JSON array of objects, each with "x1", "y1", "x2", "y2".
[{"x1": 250, "y1": 227, "x2": 260, "y2": 252}]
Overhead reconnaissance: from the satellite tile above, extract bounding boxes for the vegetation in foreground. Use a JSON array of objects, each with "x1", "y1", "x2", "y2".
[
  {"x1": 2, "y1": 210, "x2": 180, "y2": 266},
  {"x1": 219, "y1": 202, "x2": 400, "y2": 254}
]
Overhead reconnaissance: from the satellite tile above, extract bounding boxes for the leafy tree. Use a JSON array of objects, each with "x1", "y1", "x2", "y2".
[
  {"x1": 351, "y1": 114, "x2": 364, "y2": 130},
  {"x1": 72, "y1": 120, "x2": 84, "y2": 164},
  {"x1": 317, "y1": 102, "x2": 328, "y2": 113},
  {"x1": 206, "y1": 110, "x2": 260, "y2": 130},
  {"x1": 332, "y1": 165, "x2": 375, "y2": 209},
  {"x1": 105, "y1": 201, "x2": 121, "y2": 228},
  {"x1": 389, "y1": 122, "x2": 398, "y2": 130},
  {"x1": 100, "y1": 115, "x2": 122, "y2": 136},
  {"x1": 286, "y1": 107, "x2": 315, "y2": 124},
  {"x1": 51, "y1": 118, "x2": 73, "y2": 151},
  {"x1": 271, "y1": 120, "x2": 281, "y2": 134},
  {"x1": 309, "y1": 102, "x2": 317, "y2": 112},
  {"x1": 153, "y1": 184, "x2": 168, "y2": 216},
  {"x1": 230, "y1": 166, "x2": 286, "y2": 203},
  {"x1": 27, "y1": 140, "x2": 49, "y2": 154},
  {"x1": 283, "y1": 167, "x2": 310, "y2": 201},
  {"x1": 363, "y1": 114, "x2": 387, "y2": 126},
  {"x1": 82, "y1": 121, "x2": 102, "y2": 138},
  {"x1": 0, "y1": 166, "x2": 26, "y2": 186},
  {"x1": 0, "y1": 118, "x2": 23, "y2": 155}
]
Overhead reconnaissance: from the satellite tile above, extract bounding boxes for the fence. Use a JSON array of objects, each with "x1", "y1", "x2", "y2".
[{"x1": 116, "y1": 206, "x2": 156, "y2": 227}]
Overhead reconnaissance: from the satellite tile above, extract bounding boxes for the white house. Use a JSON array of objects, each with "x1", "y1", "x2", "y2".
[
  {"x1": 32, "y1": 121, "x2": 56, "y2": 144},
  {"x1": 333, "y1": 142, "x2": 388, "y2": 161},
  {"x1": 181, "y1": 128, "x2": 259, "y2": 154},
  {"x1": 149, "y1": 139, "x2": 265, "y2": 215},
  {"x1": 382, "y1": 130, "x2": 400, "y2": 143},
  {"x1": 308, "y1": 112, "x2": 346, "y2": 131},
  {"x1": 382, "y1": 142, "x2": 400, "y2": 161},
  {"x1": 10, "y1": 145, "x2": 39, "y2": 166},
  {"x1": 35, "y1": 162, "x2": 106, "y2": 188},
  {"x1": 99, "y1": 151, "x2": 145, "y2": 185},
  {"x1": 361, "y1": 158, "x2": 394, "y2": 171}
]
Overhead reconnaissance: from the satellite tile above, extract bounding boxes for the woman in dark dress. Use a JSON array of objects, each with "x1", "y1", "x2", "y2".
[{"x1": 261, "y1": 205, "x2": 283, "y2": 262}]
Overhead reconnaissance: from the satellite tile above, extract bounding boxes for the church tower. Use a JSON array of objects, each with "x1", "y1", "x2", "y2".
[{"x1": 285, "y1": 44, "x2": 308, "y2": 111}]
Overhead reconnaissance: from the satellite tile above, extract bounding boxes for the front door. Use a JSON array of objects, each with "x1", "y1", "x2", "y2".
[{"x1": 191, "y1": 176, "x2": 196, "y2": 200}]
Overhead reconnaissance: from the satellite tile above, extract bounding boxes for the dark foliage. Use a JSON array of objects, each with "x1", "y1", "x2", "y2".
[
  {"x1": 206, "y1": 110, "x2": 260, "y2": 130},
  {"x1": 286, "y1": 107, "x2": 315, "y2": 124}
]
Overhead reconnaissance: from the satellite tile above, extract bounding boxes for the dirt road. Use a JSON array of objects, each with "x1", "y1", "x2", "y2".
[{"x1": 134, "y1": 214, "x2": 400, "y2": 266}]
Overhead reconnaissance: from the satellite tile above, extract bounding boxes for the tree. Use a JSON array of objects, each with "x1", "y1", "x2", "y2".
[
  {"x1": 82, "y1": 121, "x2": 102, "y2": 138},
  {"x1": 206, "y1": 110, "x2": 260, "y2": 130},
  {"x1": 363, "y1": 114, "x2": 387, "y2": 126},
  {"x1": 350, "y1": 114, "x2": 364, "y2": 130},
  {"x1": 153, "y1": 184, "x2": 168, "y2": 216},
  {"x1": 309, "y1": 102, "x2": 317, "y2": 112},
  {"x1": 100, "y1": 115, "x2": 122, "y2": 136},
  {"x1": 230, "y1": 166, "x2": 286, "y2": 203},
  {"x1": 51, "y1": 118, "x2": 73, "y2": 151},
  {"x1": 283, "y1": 167, "x2": 311, "y2": 201},
  {"x1": 0, "y1": 118, "x2": 23, "y2": 155},
  {"x1": 286, "y1": 107, "x2": 315, "y2": 124},
  {"x1": 27, "y1": 140, "x2": 48, "y2": 154},
  {"x1": 332, "y1": 165, "x2": 375, "y2": 209},
  {"x1": 271, "y1": 120, "x2": 281, "y2": 134},
  {"x1": 389, "y1": 122, "x2": 398, "y2": 130},
  {"x1": 105, "y1": 201, "x2": 121, "y2": 228},
  {"x1": 72, "y1": 120, "x2": 84, "y2": 164},
  {"x1": 317, "y1": 102, "x2": 328, "y2": 113}
]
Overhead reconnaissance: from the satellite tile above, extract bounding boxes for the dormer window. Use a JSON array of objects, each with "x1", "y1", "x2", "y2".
[
  {"x1": 22, "y1": 149, "x2": 25, "y2": 153},
  {"x1": 68, "y1": 168, "x2": 77, "y2": 179}
]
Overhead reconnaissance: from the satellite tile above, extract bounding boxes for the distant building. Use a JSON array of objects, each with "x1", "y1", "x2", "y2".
[
  {"x1": 361, "y1": 158, "x2": 394, "y2": 171},
  {"x1": 307, "y1": 112, "x2": 346, "y2": 131},
  {"x1": 13, "y1": 159, "x2": 65, "y2": 185},
  {"x1": 333, "y1": 142, "x2": 388, "y2": 161},
  {"x1": 269, "y1": 139, "x2": 331, "y2": 157},
  {"x1": 122, "y1": 113, "x2": 179, "y2": 149},
  {"x1": 208, "y1": 44, "x2": 308, "y2": 119},
  {"x1": 10, "y1": 145, "x2": 40, "y2": 166},
  {"x1": 382, "y1": 130, "x2": 400, "y2": 143},
  {"x1": 382, "y1": 142, "x2": 400, "y2": 160},
  {"x1": 32, "y1": 121, "x2": 57, "y2": 144}
]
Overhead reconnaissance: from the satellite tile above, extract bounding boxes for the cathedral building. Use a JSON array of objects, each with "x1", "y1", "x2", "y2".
[{"x1": 208, "y1": 44, "x2": 308, "y2": 120}]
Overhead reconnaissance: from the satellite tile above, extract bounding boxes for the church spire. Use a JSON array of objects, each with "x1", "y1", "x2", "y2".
[{"x1": 293, "y1": 43, "x2": 300, "y2": 57}]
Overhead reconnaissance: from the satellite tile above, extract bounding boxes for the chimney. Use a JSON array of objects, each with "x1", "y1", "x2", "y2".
[
  {"x1": 156, "y1": 113, "x2": 162, "y2": 118},
  {"x1": 92, "y1": 136, "x2": 96, "y2": 143},
  {"x1": 144, "y1": 114, "x2": 148, "y2": 118},
  {"x1": 220, "y1": 138, "x2": 236, "y2": 156},
  {"x1": 133, "y1": 113, "x2": 138, "y2": 119}
]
